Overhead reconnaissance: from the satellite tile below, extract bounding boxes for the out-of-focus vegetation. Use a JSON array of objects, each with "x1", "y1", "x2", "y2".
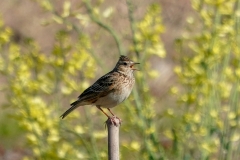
[
  {"x1": 0, "y1": 0, "x2": 240, "y2": 160},
  {"x1": 171, "y1": 0, "x2": 240, "y2": 159}
]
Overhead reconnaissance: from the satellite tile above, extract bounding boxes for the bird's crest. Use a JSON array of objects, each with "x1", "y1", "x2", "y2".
[{"x1": 119, "y1": 55, "x2": 131, "y2": 61}]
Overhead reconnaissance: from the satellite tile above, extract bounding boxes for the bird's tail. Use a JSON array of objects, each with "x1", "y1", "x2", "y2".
[{"x1": 60, "y1": 100, "x2": 81, "y2": 119}]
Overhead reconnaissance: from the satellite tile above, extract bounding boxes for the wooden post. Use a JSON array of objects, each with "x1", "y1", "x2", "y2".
[{"x1": 106, "y1": 117, "x2": 120, "y2": 160}]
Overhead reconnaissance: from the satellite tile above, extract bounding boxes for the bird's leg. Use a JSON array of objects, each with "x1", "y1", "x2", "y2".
[
  {"x1": 107, "y1": 108, "x2": 122, "y2": 125},
  {"x1": 96, "y1": 106, "x2": 118, "y2": 126},
  {"x1": 107, "y1": 108, "x2": 115, "y2": 116},
  {"x1": 96, "y1": 106, "x2": 111, "y2": 118}
]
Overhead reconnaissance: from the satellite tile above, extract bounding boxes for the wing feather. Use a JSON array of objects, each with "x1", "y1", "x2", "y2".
[{"x1": 78, "y1": 71, "x2": 117, "y2": 102}]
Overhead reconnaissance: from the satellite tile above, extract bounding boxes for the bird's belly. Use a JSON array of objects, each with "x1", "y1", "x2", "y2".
[{"x1": 95, "y1": 90, "x2": 131, "y2": 108}]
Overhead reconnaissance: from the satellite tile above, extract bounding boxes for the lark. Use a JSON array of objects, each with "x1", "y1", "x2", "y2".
[{"x1": 60, "y1": 55, "x2": 139, "y2": 125}]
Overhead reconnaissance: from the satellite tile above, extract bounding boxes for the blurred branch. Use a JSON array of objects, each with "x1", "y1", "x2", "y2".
[
  {"x1": 83, "y1": 0, "x2": 124, "y2": 56},
  {"x1": 125, "y1": 1, "x2": 166, "y2": 159},
  {"x1": 50, "y1": 11, "x2": 105, "y2": 70},
  {"x1": 126, "y1": 0, "x2": 139, "y2": 58},
  {"x1": 84, "y1": 108, "x2": 100, "y2": 160},
  {"x1": 64, "y1": 128, "x2": 93, "y2": 156}
]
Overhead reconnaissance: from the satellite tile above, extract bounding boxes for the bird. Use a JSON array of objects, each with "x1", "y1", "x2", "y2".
[{"x1": 60, "y1": 55, "x2": 139, "y2": 126}]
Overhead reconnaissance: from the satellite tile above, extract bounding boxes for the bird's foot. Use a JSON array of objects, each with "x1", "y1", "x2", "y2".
[
  {"x1": 106, "y1": 116, "x2": 122, "y2": 127},
  {"x1": 113, "y1": 116, "x2": 122, "y2": 126}
]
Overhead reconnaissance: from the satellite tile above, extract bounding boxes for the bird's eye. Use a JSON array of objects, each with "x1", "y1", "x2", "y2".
[{"x1": 123, "y1": 62, "x2": 127, "y2": 65}]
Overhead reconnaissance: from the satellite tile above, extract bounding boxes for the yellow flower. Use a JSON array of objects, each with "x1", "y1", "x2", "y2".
[{"x1": 130, "y1": 141, "x2": 141, "y2": 151}]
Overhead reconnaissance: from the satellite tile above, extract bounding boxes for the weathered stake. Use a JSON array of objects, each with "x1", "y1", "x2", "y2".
[{"x1": 106, "y1": 117, "x2": 120, "y2": 160}]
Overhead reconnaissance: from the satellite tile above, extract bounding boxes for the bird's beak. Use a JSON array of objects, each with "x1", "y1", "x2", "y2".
[{"x1": 130, "y1": 62, "x2": 140, "y2": 71}]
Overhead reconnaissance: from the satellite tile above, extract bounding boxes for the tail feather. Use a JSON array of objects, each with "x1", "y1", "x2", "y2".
[{"x1": 60, "y1": 100, "x2": 81, "y2": 119}]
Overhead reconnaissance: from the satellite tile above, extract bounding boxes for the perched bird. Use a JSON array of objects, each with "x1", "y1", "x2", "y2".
[{"x1": 60, "y1": 55, "x2": 139, "y2": 125}]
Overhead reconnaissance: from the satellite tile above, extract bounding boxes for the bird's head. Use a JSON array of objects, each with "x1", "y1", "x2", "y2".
[{"x1": 115, "y1": 55, "x2": 140, "y2": 75}]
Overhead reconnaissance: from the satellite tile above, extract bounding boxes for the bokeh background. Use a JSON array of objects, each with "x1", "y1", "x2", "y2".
[{"x1": 0, "y1": 0, "x2": 240, "y2": 159}]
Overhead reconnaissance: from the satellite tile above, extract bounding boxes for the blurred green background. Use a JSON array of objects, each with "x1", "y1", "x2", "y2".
[{"x1": 0, "y1": 0, "x2": 240, "y2": 159}]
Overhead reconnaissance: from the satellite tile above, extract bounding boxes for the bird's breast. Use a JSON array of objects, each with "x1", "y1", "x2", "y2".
[{"x1": 95, "y1": 78, "x2": 135, "y2": 108}]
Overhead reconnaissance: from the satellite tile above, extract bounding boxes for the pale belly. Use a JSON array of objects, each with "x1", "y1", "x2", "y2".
[{"x1": 94, "y1": 88, "x2": 132, "y2": 108}]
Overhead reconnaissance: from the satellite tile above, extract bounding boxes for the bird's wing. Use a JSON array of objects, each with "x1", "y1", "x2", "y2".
[
  {"x1": 78, "y1": 71, "x2": 118, "y2": 103},
  {"x1": 60, "y1": 71, "x2": 120, "y2": 119}
]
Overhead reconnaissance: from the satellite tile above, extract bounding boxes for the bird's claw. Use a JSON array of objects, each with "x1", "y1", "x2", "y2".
[
  {"x1": 113, "y1": 116, "x2": 122, "y2": 126},
  {"x1": 105, "y1": 116, "x2": 122, "y2": 127}
]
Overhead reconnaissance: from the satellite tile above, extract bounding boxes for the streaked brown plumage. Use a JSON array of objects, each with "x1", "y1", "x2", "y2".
[{"x1": 60, "y1": 55, "x2": 139, "y2": 125}]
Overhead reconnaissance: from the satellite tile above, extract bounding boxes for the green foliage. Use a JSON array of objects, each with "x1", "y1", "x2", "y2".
[
  {"x1": 134, "y1": 3, "x2": 165, "y2": 58},
  {"x1": 171, "y1": 0, "x2": 240, "y2": 159},
  {"x1": 0, "y1": 22, "x2": 98, "y2": 158},
  {"x1": 1, "y1": 0, "x2": 240, "y2": 159},
  {"x1": 122, "y1": 2, "x2": 166, "y2": 159},
  {"x1": 0, "y1": 0, "x2": 165, "y2": 159}
]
